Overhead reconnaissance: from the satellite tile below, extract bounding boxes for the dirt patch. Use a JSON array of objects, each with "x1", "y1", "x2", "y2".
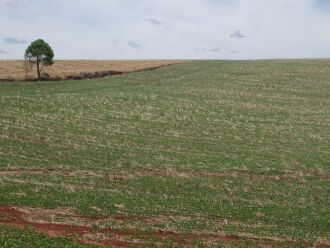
[
  {"x1": 0, "y1": 206, "x2": 136, "y2": 247},
  {"x1": 0, "y1": 205, "x2": 324, "y2": 248},
  {"x1": 0, "y1": 60, "x2": 185, "y2": 81}
]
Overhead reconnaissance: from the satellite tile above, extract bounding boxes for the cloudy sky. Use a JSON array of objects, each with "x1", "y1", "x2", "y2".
[{"x1": 1, "y1": 0, "x2": 330, "y2": 59}]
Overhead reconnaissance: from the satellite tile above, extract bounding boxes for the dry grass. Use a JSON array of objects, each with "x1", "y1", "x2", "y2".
[{"x1": 0, "y1": 60, "x2": 184, "y2": 81}]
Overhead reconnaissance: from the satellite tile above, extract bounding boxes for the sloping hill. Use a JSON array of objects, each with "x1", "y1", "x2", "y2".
[{"x1": 0, "y1": 61, "x2": 329, "y2": 247}]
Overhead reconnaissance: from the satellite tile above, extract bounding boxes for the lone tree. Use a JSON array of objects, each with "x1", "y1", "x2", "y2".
[{"x1": 24, "y1": 39, "x2": 54, "y2": 80}]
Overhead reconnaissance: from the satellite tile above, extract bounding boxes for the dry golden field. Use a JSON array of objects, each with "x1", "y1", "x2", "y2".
[{"x1": 0, "y1": 60, "x2": 184, "y2": 81}]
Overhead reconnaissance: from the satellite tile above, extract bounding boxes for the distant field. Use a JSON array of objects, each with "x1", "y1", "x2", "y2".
[
  {"x1": 0, "y1": 60, "x2": 184, "y2": 81},
  {"x1": 0, "y1": 60, "x2": 329, "y2": 247}
]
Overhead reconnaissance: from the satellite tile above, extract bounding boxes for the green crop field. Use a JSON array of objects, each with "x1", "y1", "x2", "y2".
[{"x1": 0, "y1": 60, "x2": 329, "y2": 247}]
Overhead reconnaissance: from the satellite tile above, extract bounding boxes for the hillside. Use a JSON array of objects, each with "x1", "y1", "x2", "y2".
[{"x1": 0, "y1": 60, "x2": 329, "y2": 247}]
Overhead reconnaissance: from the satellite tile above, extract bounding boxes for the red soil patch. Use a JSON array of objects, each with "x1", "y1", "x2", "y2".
[
  {"x1": 0, "y1": 206, "x2": 135, "y2": 247},
  {"x1": 0, "y1": 205, "x2": 325, "y2": 247}
]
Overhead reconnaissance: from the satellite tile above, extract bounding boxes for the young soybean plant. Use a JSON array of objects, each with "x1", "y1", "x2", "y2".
[{"x1": 24, "y1": 39, "x2": 54, "y2": 80}]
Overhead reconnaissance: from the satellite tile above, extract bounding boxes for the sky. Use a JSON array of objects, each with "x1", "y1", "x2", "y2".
[{"x1": 1, "y1": 0, "x2": 330, "y2": 60}]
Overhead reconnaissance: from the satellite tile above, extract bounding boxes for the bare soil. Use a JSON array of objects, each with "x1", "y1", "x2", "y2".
[
  {"x1": 0, "y1": 60, "x2": 184, "y2": 81},
  {"x1": 0, "y1": 205, "x2": 326, "y2": 248}
]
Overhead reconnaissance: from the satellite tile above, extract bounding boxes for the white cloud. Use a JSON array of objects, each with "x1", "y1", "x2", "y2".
[{"x1": 0, "y1": 0, "x2": 330, "y2": 59}]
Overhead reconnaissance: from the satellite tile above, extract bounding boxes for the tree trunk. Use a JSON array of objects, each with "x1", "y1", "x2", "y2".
[{"x1": 36, "y1": 57, "x2": 41, "y2": 80}]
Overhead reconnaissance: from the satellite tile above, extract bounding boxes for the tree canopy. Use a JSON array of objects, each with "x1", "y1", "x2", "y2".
[{"x1": 24, "y1": 39, "x2": 54, "y2": 80}]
